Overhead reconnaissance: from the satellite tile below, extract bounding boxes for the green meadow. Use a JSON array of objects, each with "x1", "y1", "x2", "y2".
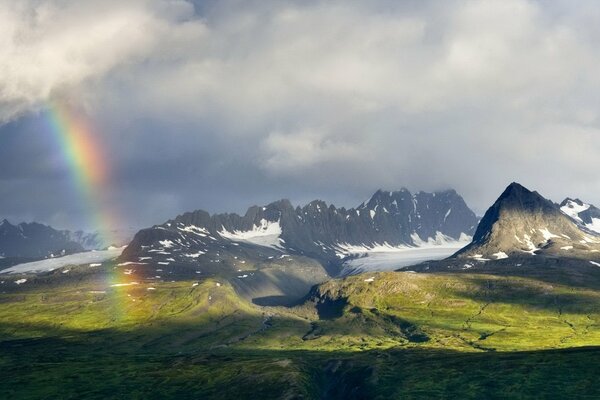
[{"x1": 1, "y1": 266, "x2": 600, "y2": 399}]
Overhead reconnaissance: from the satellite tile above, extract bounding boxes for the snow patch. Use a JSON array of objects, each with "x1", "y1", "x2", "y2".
[
  {"x1": 183, "y1": 251, "x2": 205, "y2": 258},
  {"x1": 158, "y1": 240, "x2": 174, "y2": 248},
  {"x1": 539, "y1": 228, "x2": 559, "y2": 241},
  {"x1": 590, "y1": 261, "x2": 600, "y2": 267},
  {"x1": 179, "y1": 225, "x2": 209, "y2": 236},
  {"x1": 522, "y1": 234, "x2": 539, "y2": 255},
  {"x1": 110, "y1": 282, "x2": 139, "y2": 287},
  {"x1": 561, "y1": 200, "x2": 600, "y2": 233},
  {"x1": 118, "y1": 261, "x2": 147, "y2": 266},
  {"x1": 4, "y1": 247, "x2": 124, "y2": 274},
  {"x1": 493, "y1": 251, "x2": 508, "y2": 260},
  {"x1": 587, "y1": 218, "x2": 600, "y2": 234},
  {"x1": 561, "y1": 200, "x2": 590, "y2": 223},
  {"x1": 219, "y1": 219, "x2": 282, "y2": 249},
  {"x1": 444, "y1": 208, "x2": 452, "y2": 222}
]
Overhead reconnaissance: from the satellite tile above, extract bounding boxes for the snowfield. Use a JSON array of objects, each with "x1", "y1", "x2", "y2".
[
  {"x1": 340, "y1": 234, "x2": 470, "y2": 275},
  {"x1": 2, "y1": 247, "x2": 125, "y2": 274},
  {"x1": 561, "y1": 199, "x2": 600, "y2": 234},
  {"x1": 219, "y1": 219, "x2": 283, "y2": 248}
]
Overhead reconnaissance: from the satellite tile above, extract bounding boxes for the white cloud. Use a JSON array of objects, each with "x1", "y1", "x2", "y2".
[
  {"x1": 0, "y1": 0, "x2": 204, "y2": 121},
  {"x1": 262, "y1": 128, "x2": 362, "y2": 173},
  {"x1": 1, "y1": 0, "x2": 600, "y2": 223}
]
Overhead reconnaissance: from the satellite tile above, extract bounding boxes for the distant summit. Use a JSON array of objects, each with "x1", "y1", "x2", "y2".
[
  {"x1": 560, "y1": 198, "x2": 600, "y2": 234},
  {"x1": 455, "y1": 182, "x2": 600, "y2": 260},
  {"x1": 0, "y1": 219, "x2": 84, "y2": 259}
]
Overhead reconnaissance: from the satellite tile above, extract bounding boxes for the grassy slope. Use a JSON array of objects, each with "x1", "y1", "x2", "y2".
[{"x1": 1, "y1": 265, "x2": 600, "y2": 399}]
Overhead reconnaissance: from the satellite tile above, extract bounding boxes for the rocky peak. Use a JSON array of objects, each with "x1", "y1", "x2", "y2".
[{"x1": 457, "y1": 182, "x2": 600, "y2": 260}]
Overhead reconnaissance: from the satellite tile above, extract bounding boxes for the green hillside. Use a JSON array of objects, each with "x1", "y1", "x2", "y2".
[{"x1": 1, "y1": 264, "x2": 600, "y2": 398}]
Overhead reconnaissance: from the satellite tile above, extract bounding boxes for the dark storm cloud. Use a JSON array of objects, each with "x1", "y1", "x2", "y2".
[{"x1": 1, "y1": 0, "x2": 600, "y2": 231}]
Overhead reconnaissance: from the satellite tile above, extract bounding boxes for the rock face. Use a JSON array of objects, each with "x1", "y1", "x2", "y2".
[
  {"x1": 0, "y1": 219, "x2": 84, "y2": 258},
  {"x1": 117, "y1": 188, "x2": 477, "y2": 305},
  {"x1": 455, "y1": 183, "x2": 600, "y2": 261},
  {"x1": 120, "y1": 188, "x2": 478, "y2": 268}
]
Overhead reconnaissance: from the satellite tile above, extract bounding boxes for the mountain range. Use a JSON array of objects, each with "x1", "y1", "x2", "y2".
[
  {"x1": 120, "y1": 188, "x2": 478, "y2": 267},
  {"x1": 112, "y1": 188, "x2": 476, "y2": 305},
  {"x1": 3, "y1": 182, "x2": 600, "y2": 398}
]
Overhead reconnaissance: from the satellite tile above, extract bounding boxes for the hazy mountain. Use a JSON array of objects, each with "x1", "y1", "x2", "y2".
[{"x1": 0, "y1": 219, "x2": 84, "y2": 259}]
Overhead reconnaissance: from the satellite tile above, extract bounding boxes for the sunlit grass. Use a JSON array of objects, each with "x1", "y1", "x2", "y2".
[{"x1": 1, "y1": 269, "x2": 600, "y2": 398}]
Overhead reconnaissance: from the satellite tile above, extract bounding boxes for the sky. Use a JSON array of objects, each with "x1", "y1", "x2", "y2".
[{"x1": 1, "y1": 0, "x2": 600, "y2": 232}]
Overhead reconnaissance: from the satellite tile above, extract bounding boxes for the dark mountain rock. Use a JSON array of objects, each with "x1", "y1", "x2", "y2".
[
  {"x1": 120, "y1": 188, "x2": 478, "y2": 275},
  {"x1": 0, "y1": 219, "x2": 84, "y2": 259},
  {"x1": 455, "y1": 183, "x2": 600, "y2": 261}
]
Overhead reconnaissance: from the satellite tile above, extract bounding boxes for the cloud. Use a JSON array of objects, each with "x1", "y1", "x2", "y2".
[
  {"x1": 1, "y1": 0, "x2": 600, "y2": 229},
  {"x1": 261, "y1": 128, "x2": 362, "y2": 173},
  {"x1": 0, "y1": 0, "x2": 204, "y2": 121}
]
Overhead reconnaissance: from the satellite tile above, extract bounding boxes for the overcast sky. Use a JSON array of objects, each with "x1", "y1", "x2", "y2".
[{"x1": 1, "y1": 0, "x2": 600, "y2": 232}]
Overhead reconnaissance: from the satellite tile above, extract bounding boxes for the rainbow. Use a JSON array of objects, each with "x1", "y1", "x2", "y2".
[
  {"x1": 46, "y1": 100, "x2": 118, "y2": 248},
  {"x1": 46, "y1": 100, "x2": 146, "y2": 320}
]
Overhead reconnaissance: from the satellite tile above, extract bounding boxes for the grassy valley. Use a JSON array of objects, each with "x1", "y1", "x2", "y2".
[{"x1": 1, "y1": 261, "x2": 600, "y2": 398}]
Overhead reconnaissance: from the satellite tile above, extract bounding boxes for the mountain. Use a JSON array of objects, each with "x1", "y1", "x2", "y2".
[
  {"x1": 121, "y1": 188, "x2": 477, "y2": 267},
  {"x1": 455, "y1": 182, "x2": 600, "y2": 261},
  {"x1": 118, "y1": 188, "x2": 478, "y2": 304},
  {"x1": 560, "y1": 198, "x2": 600, "y2": 234},
  {"x1": 0, "y1": 219, "x2": 84, "y2": 259}
]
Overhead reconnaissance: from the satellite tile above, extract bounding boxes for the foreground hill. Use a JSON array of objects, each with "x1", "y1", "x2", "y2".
[{"x1": 1, "y1": 261, "x2": 599, "y2": 398}]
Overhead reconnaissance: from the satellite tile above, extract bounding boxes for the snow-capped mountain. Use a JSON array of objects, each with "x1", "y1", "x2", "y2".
[
  {"x1": 560, "y1": 198, "x2": 600, "y2": 234},
  {"x1": 455, "y1": 183, "x2": 600, "y2": 261},
  {"x1": 0, "y1": 219, "x2": 84, "y2": 259},
  {"x1": 120, "y1": 188, "x2": 478, "y2": 275}
]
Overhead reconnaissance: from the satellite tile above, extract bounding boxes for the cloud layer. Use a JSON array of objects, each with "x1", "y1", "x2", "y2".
[{"x1": 1, "y1": 0, "x2": 600, "y2": 230}]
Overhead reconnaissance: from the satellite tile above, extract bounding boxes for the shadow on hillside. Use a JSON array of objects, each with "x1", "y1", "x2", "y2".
[
  {"x1": 1, "y1": 319, "x2": 600, "y2": 399},
  {"x1": 417, "y1": 256, "x2": 600, "y2": 291},
  {"x1": 445, "y1": 275, "x2": 600, "y2": 315}
]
